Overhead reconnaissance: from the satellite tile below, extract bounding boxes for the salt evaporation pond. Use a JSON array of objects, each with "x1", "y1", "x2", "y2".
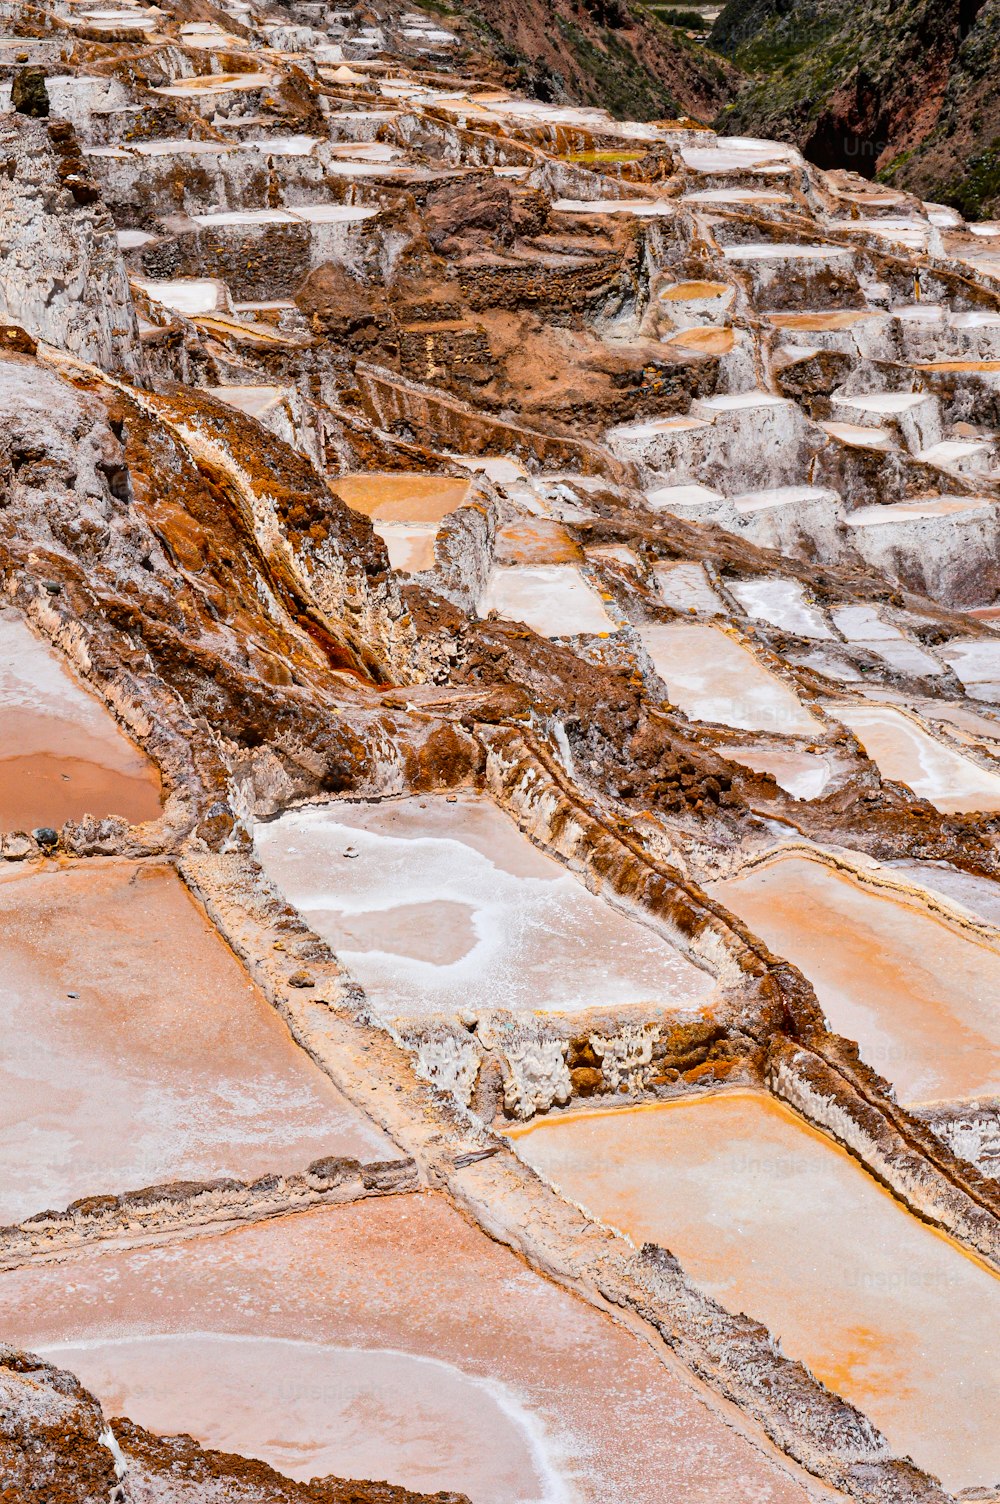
[
  {"x1": 331, "y1": 471, "x2": 472, "y2": 574},
  {"x1": 729, "y1": 578, "x2": 832, "y2": 639},
  {"x1": 641, "y1": 621, "x2": 821, "y2": 733},
  {"x1": 827, "y1": 701, "x2": 1000, "y2": 812},
  {"x1": 509, "y1": 1092, "x2": 1000, "y2": 1493},
  {"x1": 254, "y1": 795, "x2": 712, "y2": 1018},
  {"x1": 480, "y1": 564, "x2": 616, "y2": 637},
  {"x1": 711, "y1": 852, "x2": 1000, "y2": 1103},
  {"x1": 0, "y1": 1195, "x2": 815, "y2": 1504},
  {"x1": 0, "y1": 613, "x2": 161, "y2": 829},
  {"x1": 725, "y1": 744, "x2": 832, "y2": 800},
  {"x1": 0, "y1": 861, "x2": 393, "y2": 1223},
  {"x1": 887, "y1": 859, "x2": 1000, "y2": 928}
]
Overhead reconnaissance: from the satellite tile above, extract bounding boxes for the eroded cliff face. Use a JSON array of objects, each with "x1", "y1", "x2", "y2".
[{"x1": 0, "y1": 0, "x2": 999, "y2": 1501}]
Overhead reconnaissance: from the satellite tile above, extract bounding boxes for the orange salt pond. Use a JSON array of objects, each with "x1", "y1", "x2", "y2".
[
  {"x1": 0, "y1": 1195, "x2": 815, "y2": 1503},
  {"x1": 711, "y1": 851, "x2": 1000, "y2": 1103},
  {"x1": 330, "y1": 471, "x2": 471, "y2": 522},
  {"x1": 0, "y1": 861, "x2": 394, "y2": 1224},
  {"x1": 509, "y1": 1092, "x2": 1000, "y2": 1493},
  {"x1": 330, "y1": 472, "x2": 472, "y2": 575},
  {"x1": 254, "y1": 794, "x2": 712, "y2": 1019},
  {"x1": 0, "y1": 613, "x2": 161, "y2": 829}
]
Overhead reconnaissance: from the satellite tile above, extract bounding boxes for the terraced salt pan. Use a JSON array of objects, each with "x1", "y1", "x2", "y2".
[
  {"x1": 711, "y1": 852, "x2": 1000, "y2": 1102},
  {"x1": 330, "y1": 473, "x2": 472, "y2": 571},
  {"x1": 192, "y1": 205, "x2": 378, "y2": 227},
  {"x1": 726, "y1": 745, "x2": 832, "y2": 800},
  {"x1": 254, "y1": 795, "x2": 711, "y2": 1019},
  {"x1": 133, "y1": 277, "x2": 228, "y2": 316},
  {"x1": 152, "y1": 71, "x2": 277, "y2": 96},
  {"x1": 887, "y1": 860, "x2": 1000, "y2": 929},
  {"x1": 509, "y1": 1092, "x2": 1000, "y2": 1493},
  {"x1": 654, "y1": 561, "x2": 724, "y2": 614},
  {"x1": 681, "y1": 188, "x2": 792, "y2": 205},
  {"x1": 550, "y1": 198, "x2": 674, "y2": 217},
  {"x1": 480, "y1": 565, "x2": 615, "y2": 637},
  {"x1": 940, "y1": 636, "x2": 1000, "y2": 700},
  {"x1": 0, "y1": 861, "x2": 393, "y2": 1224},
  {"x1": 730, "y1": 579, "x2": 832, "y2": 639},
  {"x1": 0, "y1": 613, "x2": 161, "y2": 829},
  {"x1": 331, "y1": 471, "x2": 471, "y2": 521},
  {"x1": 828, "y1": 701, "x2": 1000, "y2": 812},
  {"x1": 0, "y1": 1196, "x2": 813, "y2": 1504},
  {"x1": 723, "y1": 243, "x2": 853, "y2": 262},
  {"x1": 640, "y1": 621, "x2": 821, "y2": 733}
]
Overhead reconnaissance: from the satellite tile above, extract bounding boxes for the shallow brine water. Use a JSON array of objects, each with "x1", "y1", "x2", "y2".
[
  {"x1": 509, "y1": 1092, "x2": 1000, "y2": 1493},
  {"x1": 711, "y1": 851, "x2": 1000, "y2": 1103},
  {"x1": 254, "y1": 795, "x2": 712, "y2": 1018},
  {"x1": 0, "y1": 861, "x2": 392, "y2": 1222},
  {"x1": 1, "y1": 1195, "x2": 815, "y2": 1504},
  {"x1": 641, "y1": 621, "x2": 821, "y2": 734},
  {"x1": 0, "y1": 614, "x2": 161, "y2": 829}
]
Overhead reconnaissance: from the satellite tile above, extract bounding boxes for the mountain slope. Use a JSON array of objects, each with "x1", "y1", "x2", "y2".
[
  {"x1": 710, "y1": 0, "x2": 1000, "y2": 214},
  {"x1": 450, "y1": 0, "x2": 740, "y2": 122}
]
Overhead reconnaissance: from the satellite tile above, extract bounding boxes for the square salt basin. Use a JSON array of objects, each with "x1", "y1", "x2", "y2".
[
  {"x1": 508, "y1": 1091, "x2": 1000, "y2": 1495},
  {"x1": 0, "y1": 1195, "x2": 814, "y2": 1504},
  {"x1": 710, "y1": 851, "x2": 1000, "y2": 1104},
  {"x1": 0, "y1": 861, "x2": 393, "y2": 1224},
  {"x1": 254, "y1": 795, "x2": 712, "y2": 1019},
  {"x1": 0, "y1": 614, "x2": 161, "y2": 829}
]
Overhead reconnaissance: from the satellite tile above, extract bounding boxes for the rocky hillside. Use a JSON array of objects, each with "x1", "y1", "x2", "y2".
[
  {"x1": 710, "y1": 0, "x2": 1000, "y2": 216},
  {"x1": 447, "y1": 0, "x2": 739, "y2": 121}
]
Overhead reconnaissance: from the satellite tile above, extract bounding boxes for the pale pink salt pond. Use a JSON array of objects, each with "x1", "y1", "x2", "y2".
[
  {"x1": 711, "y1": 852, "x2": 1000, "y2": 1104},
  {"x1": 480, "y1": 564, "x2": 616, "y2": 637},
  {"x1": 826, "y1": 701, "x2": 1000, "y2": 812},
  {"x1": 641, "y1": 621, "x2": 821, "y2": 733},
  {"x1": 254, "y1": 794, "x2": 712, "y2": 1019},
  {"x1": 0, "y1": 861, "x2": 393, "y2": 1224},
  {"x1": 509, "y1": 1092, "x2": 1000, "y2": 1493},
  {"x1": 1, "y1": 1194, "x2": 813, "y2": 1503},
  {"x1": 0, "y1": 613, "x2": 161, "y2": 829}
]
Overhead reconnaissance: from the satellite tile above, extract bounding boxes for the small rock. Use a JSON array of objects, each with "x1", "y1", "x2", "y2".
[
  {"x1": 11, "y1": 67, "x2": 49, "y2": 117},
  {"x1": 342, "y1": 846, "x2": 358, "y2": 858},
  {"x1": 1, "y1": 833, "x2": 33, "y2": 861},
  {"x1": 288, "y1": 970, "x2": 315, "y2": 988},
  {"x1": 42, "y1": 581, "x2": 61, "y2": 596},
  {"x1": 32, "y1": 827, "x2": 59, "y2": 851}
]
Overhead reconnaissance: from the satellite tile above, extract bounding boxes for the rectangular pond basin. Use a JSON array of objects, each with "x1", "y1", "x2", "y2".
[
  {"x1": 0, "y1": 613, "x2": 161, "y2": 830},
  {"x1": 724, "y1": 744, "x2": 832, "y2": 801},
  {"x1": 479, "y1": 564, "x2": 616, "y2": 637},
  {"x1": 330, "y1": 471, "x2": 473, "y2": 574},
  {"x1": 710, "y1": 851, "x2": 1000, "y2": 1104},
  {"x1": 826, "y1": 701, "x2": 1000, "y2": 812},
  {"x1": 508, "y1": 1090, "x2": 1000, "y2": 1494},
  {"x1": 254, "y1": 794, "x2": 713, "y2": 1020},
  {"x1": 0, "y1": 1193, "x2": 814, "y2": 1504},
  {"x1": 640, "y1": 621, "x2": 821, "y2": 733},
  {"x1": 730, "y1": 578, "x2": 832, "y2": 639},
  {"x1": 0, "y1": 861, "x2": 393, "y2": 1224}
]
